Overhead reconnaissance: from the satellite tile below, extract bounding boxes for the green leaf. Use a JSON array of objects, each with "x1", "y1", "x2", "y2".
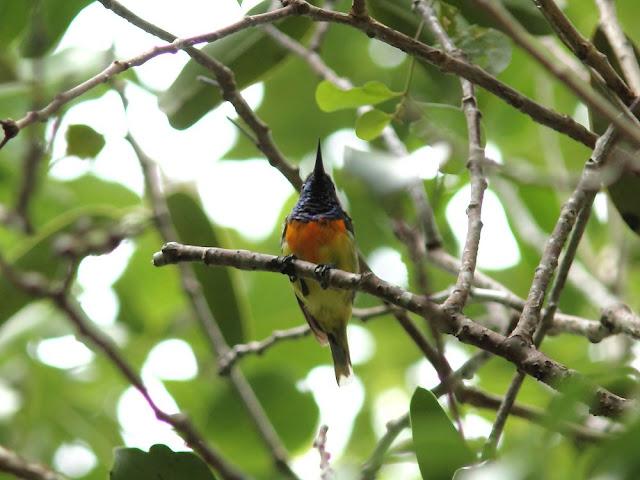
[
  {"x1": 442, "y1": 0, "x2": 552, "y2": 36},
  {"x1": 410, "y1": 387, "x2": 474, "y2": 479},
  {"x1": 110, "y1": 444, "x2": 216, "y2": 480},
  {"x1": 159, "y1": 2, "x2": 314, "y2": 129},
  {"x1": 167, "y1": 191, "x2": 248, "y2": 345},
  {"x1": 355, "y1": 109, "x2": 393, "y2": 140},
  {"x1": 0, "y1": 1, "x2": 32, "y2": 46},
  {"x1": 65, "y1": 124, "x2": 105, "y2": 159},
  {"x1": 315, "y1": 80, "x2": 402, "y2": 112},
  {"x1": 590, "y1": 27, "x2": 640, "y2": 236},
  {"x1": 20, "y1": 0, "x2": 93, "y2": 58},
  {"x1": 455, "y1": 26, "x2": 512, "y2": 75}
]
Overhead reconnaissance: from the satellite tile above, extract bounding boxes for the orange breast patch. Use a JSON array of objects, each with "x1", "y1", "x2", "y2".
[{"x1": 285, "y1": 219, "x2": 347, "y2": 263}]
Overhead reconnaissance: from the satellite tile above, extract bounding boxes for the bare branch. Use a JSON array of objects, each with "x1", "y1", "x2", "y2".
[
  {"x1": 350, "y1": 0, "x2": 368, "y2": 17},
  {"x1": 472, "y1": 0, "x2": 640, "y2": 149},
  {"x1": 595, "y1": 0, "x2": 640, "y2": 95},
  {"x1": 534, "y1": 0, "x2": 635, "y2": 104}
]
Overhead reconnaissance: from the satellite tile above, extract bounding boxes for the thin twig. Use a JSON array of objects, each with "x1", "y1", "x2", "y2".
[
  {"x1": 0, "y1": 445, "x2": 63, "y2": 480},
  {"x1": 595, "y1": 0, "x2": 640, "y2": 95},
  {"x1": 350, "y1": 0, "x2": 367, "y2": 17},
  {"x1": 534, "y1": 0, "x2": 634, "y2": 103}
]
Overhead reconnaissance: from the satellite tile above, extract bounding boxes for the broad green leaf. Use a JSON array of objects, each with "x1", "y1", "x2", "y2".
[
  {"x1": 110, "y1": 444, "x2": 216, "y2": 480},
  {"x1": 410, "y1": 387, "x2": 474, "y2": 479},
  {"x1": 455, "y1": 26, "x2": 512, "y2": 75},
  {"x1": 315, "y1": 80, "x2": 402, "y2": 112},
  {"x1": 590, "y1": 27, "x2": 640, "y2": 236},
  {"x1": 20, "y1": 0, "x2": 93, "y2": 57},
  {"x1": 0, "y1": 1, "x2": 31, "y2": 46},
  {"x1": 167, "y1": 191, "x2": 248, "y2": 345},
  {"x1": 159, "y1": 2, "x2": 314, "y2": 129},
  {"x1": 443, "y1": 0, "x2": 552, "y2": 36},
  {"x1": 355, "y1": 109, "x2": 392, "y2": 140},
  {"x1": 65, "y1": 124, "x2": 105, "y2": 159}
]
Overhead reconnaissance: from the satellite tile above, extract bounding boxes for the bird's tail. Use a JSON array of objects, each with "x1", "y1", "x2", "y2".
[{"x1": 328, "y1": 328, "x2": 352, "y2": 386}]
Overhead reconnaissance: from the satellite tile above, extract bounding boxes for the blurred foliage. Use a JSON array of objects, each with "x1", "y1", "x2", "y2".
[{"x1": 1, "y1": 1, "x2": 640, "y2": 480}]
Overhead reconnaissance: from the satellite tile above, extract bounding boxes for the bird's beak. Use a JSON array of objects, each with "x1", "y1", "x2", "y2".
[{"x1": 314, "y1": 140, "x2": 324, "y2": 177}]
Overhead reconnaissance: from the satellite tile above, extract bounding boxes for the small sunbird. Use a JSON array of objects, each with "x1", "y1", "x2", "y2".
[{"x1": 281, "y1": 142, "x2": 359, "y2": 385}]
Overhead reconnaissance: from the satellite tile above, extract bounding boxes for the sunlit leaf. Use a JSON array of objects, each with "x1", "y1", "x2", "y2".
[{"x1": 315, "y1": 80, "x2": 402, "y2": 112}]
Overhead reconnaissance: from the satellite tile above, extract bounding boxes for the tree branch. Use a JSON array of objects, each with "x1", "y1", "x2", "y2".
[
  {"x1": 0, "y1": 254, "x2": 246, "y2": 480},
  {"x1": 534, "y1": 0, "x2": 635, "y2": 104},
  {"x1": 153, "y1": 242, "x2": 632, "y2": 418},
  {"x1": 279, "y1": 0, "x2": 597, "y2": 148},
  {"x1": 0, "y1": 445, "x2": 63, "y2": 480}
]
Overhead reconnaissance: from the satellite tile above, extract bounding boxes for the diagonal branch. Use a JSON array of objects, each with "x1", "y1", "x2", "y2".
[
  {"x1": 533, "y1": 0, "x2": 635, "y2": 104},
  {"x1": 0, "y1": 444, "x2": 63, "y2": 480},
  {"x1": 0, "y1": 254, "x2": 246, "y2": 480},
  {"x1": 595, "y1": 0, "x2": 640, "y2": 95},
  {"x1": 471, "y1": 0, "x2": 640, "y2": 148}
]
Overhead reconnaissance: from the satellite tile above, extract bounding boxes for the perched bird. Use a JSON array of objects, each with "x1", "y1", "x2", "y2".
[{"x1": 281, "y1": 142, "x2": 359, "y2": 384}]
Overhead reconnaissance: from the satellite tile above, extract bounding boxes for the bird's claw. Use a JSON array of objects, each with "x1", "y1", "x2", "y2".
[
  {"x1": 279, "y1": 254, "x2": 298, "y2": 282},
  {"x1": 314, "y1": 263, "x2": 335, "y2": 289}
]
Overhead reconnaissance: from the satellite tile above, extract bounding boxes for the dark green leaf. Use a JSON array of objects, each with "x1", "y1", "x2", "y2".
[
  {"x1": 167, "y1": 191, "x2": 247, "y2": 345},
  {"x1": 159, "y1": 3, "x2": 313, "y2": 129},
  {"x1": 315, "y1": 80, "x2": 402, "y2": 112},
  {"x1": 65, "y1": 124, "x2": 105, "y2": 159},
  {"x1": 410, "y1": 387, "x2": 474, "y2": 479},
  {"x1": 355, "y1": 109, "x2": 392, "y2": 140},
  {"x1": 110, "y1": 444, "x2": 216, "y2": 480},
  {"x1": 455, "y1": 26, "x2": 512, "y2": 75},
  {"x1": 590, "y1": 27, "x2": 640, "y2": 236},
  {"x1": 20, "y1": 0, "x2": 93, "y2": 58}
]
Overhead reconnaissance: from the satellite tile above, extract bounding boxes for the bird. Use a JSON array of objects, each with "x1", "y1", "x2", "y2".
[{"x1": 281, "y1": 141, "x2": 359, "y2": 385}]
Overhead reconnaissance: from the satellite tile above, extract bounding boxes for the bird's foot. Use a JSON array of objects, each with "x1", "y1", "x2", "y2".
[
  {"x1": 314, "y1": 263, "x2": 335, "y2": 289},
  {"x1": 278, "y1": 254, "x2": 298, "y2": 282}
]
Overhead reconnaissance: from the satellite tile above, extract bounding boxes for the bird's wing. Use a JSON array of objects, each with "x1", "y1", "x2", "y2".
[{"x1": 295, "y1": 295, "x2": 329, "y2": 346}]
